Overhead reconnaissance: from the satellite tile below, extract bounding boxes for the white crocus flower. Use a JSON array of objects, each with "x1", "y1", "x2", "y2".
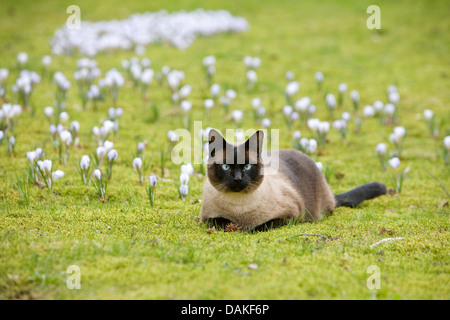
[
  {"x1": 44, "y1": 106, "x2": 54, "y2": 119},
  {"x1": 261, "y1": 118, "x2": 271, "y2": 128},
  {"x1": 107, "y1": 149, "x2": 118, "y2": 162},
  {"x1": 315, "y1": 162, "x2": 323, "y2": 172},
  {"x1": 282, "y1": 105, "x2": 293, "y2": 116},
  {"x1": 325, "y1": 93, "x2": 336, "y2": 111},
  {"x1": 179, "y1": 184, "x2": 189, "y2": 200},
  {"x1": 41, "y1": 159, "x2": 52, "y2": 174},
  {"x1": 204, "y1": 99, "x2": 214, "y2": 109},
  {"x1": 315, "y1": 71, "x2": 324, "y2": 83},
  {"x1": 17, "y1": 52, "x2": 28, "y2": 65},
  {"x1": 96, "y1": 146, "x2": 106, "y2": 160},
  {"x1": 384, "y1": 103, "x2": 396, "y2": 115},
  {"x1": 52, "y1": 170, "x2": 65, "y2": 181},
  {"x1": 93, "y1": 169, "x2": 102, "y2": 180},
  {"x1": 389, "y1": 91, "x2": 400, "y2": 104},
  {"x1": 133, "y1": 157, "x2": 143, "y2": 170},
  {"x1": 363, "y1": 105, "x2": 375, "y2": 117},
  {"x1": 59, "y1": 111, "x2": 69, "y2": 123},
  {"x1": 27, "y1": 151, "x2": 37, "y2": 163},
  {"x1": 388, "y1": 157, "x2": 400, "y2": 169},
  {"x1": 376, "y1": 143, "x2": 387, "y2": 155},
  {"x1": 338, "y1": 83, "x2": 347, "y2": 94},
  {"x1": 180, "y1": 173, "x2": 190, "y2": 185},
  {"x1": 285, "y1": 71, "x2": 294, "y2": 81},
  {"x1": 103, "y1": 140, "x2": 114, "y2": 152},
  {"x1": 149, "y1": 175, "x2": 157, "y2": 187},
  {"x1": 231, "y1": 110, "x2": 243, "y2": 122},
  {"x1": 59, "y1": 130, "x2": 72, "y2": 145},
  {"x1": 443, "y1": 136, "x2": 450, "y2": 150},
  {"x1": 423, "y1": 109, "x2": 433, "y2": 120},
  {"x1": 210, "y1": 84, "x2": 220, "y2": 98},
  {"x1": 285, "y1": 81, "x2": 300, "y2": 98},
  {"x1": 80, "y1": 155, "x2": 90, "y2": 170},
  {"x1": 181, "y1": 163, "x2": 194, "y2": 175},
  {"x1": 293, "y1": 131, "x2": 301, "y2": 140},
  {"x1": 180, "y1": 100, "x2": 192, "y2": 112}
]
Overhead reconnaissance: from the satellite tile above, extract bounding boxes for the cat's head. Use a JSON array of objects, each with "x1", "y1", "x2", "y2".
[{"x1": 207, "y1": 129, "x2": 264, "y2": 193}]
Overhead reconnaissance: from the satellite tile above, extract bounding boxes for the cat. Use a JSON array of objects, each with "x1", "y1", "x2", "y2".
[{"x1": 201, "y1": 129, "x2": 387, "y2": 231}]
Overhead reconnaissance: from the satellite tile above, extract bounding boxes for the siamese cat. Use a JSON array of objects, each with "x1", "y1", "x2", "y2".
[{"x1": 201, "y1": 129, "x2": 387, "y2": 231}]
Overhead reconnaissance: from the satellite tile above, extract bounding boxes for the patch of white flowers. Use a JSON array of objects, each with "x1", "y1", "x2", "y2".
[{"x1": 51, "y1": 9, "x2": 249, "y2": 56}]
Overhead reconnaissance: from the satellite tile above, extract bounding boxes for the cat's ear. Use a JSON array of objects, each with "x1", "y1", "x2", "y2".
[
  {"x1": 208, "y1": 129, "x2": 225, "y2": 159},
  {"x1": 245, "y1": 130, "x2": 264, "y2": 158}
]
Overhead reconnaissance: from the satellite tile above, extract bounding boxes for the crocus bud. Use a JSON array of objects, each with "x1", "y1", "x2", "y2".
[
  {"x1": 9, "y1": 136, "x2": 15, "y2": 148},
  {"x1": 107, "y1": 149, "x2": 118, "y2": 162},
  {"x1": 40, "y1": 159, "x2": 52, "y2": 174},
  {"x1": 60, "y1": 130, "x2": 72, "y2": 145},
  {"x1": 52, "y1": 170, "x2": 65, "y2": 181},
  {"x1": 93, "y1": 169, "x2": 102, "y2": 180},
  {"x1": 376, "y1": 143, "x2": 387, "y2": 155},
  {"x1": 17, "y1": 52, "x2": 28, "y2": 65},
  {"x1": 42, "y1": 55, "x2": 52, "y2": 67},
  {"x1": 133, "y1": 157, "x2": 143, "y2": 170},
  {"x1": 35, "y1": 148, "x2": 44, "y2": 159},
  {"x1": 282, "y1": 105, "x2": 293, "y2": 116},
  {"x1": 44, "y1": 106, "x2": 54, "y2": 118},
  {"x1": 49, "y1": 125, "x2": 57, "y2": 135},
  {"x1": 393, "y1": 126, "x2": 406, "y2": 138},
  {"x1": 70, "y1": 121, "x2": 80, "y2": 133},
  {"x1": 388, "y1": 157, "x2": 400, "y2": 169},
  {"x1": 27, "y1": 151, "x2": 37, "y2": 163},
  {"x1": 179, "y1": 184, "x2": 189, "y2": 197},
  {"x1": 444, "y1": 136, "x2": 450, "y2": 150},
  {"x1": 315, "y1": 161, "x2": 323, "y2": 171},
  {"x1": 231, "y1": 110, "x2": 243, "y2": 122},
  {"x1": 180, "y1": 173, "x2": 190, "y2": 185},
  {"x1": 338, "y1": 83, "x2": 347, "y2": 94},
  {"x1": 350, "y1": 90, "x2": 360, "y2": 104},
  {"x1": 149, "y1": 175, "x2": 157, "y2": 187},
  {"x1": 59, "y1": 111, "x2": 69, "y2": 123},
  {"x1": 210, "y1": 84, "x2": 220, "y2": 97},
  {"x1": 180, "y1": 100, "x2": 192, "y2": 112},
  {"x1": 315, "y1": 72, "x2": 324, "y2": 83},
  {"x1": 80, "y1": 155, "x2": 90, "y2": 170},
  {"x1": 103, "y1": 140, "x2": 114, "y2": 151},
  {"x1": 261, "y1": 118, "x2": 271, "y2": 128},
  {"x1": 137, "y1": 142, "x2": 145, "y2": 152},
  {"x1": 384, "y1": 103, "x2": 396, "y2": 115},
  {"x1": 204, "y1": 99, "x2": 214, "y2": 109},
  {"x1": 325, "y1": 93, "x2": 336, "y2": 109},
  {"x1": 181, "y1": 163, "x2": 194, "y2": 175},
  {"x1": 423, "y1": 109, "x2": 434, "y2": 120},
  {"x1": 363, "y1": 105, "x2": 375, "y2": 117}
]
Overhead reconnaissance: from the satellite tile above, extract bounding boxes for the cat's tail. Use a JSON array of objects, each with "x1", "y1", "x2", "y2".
[{"x1": 335, "y1": 182, "x2": 387, "y2": 208}]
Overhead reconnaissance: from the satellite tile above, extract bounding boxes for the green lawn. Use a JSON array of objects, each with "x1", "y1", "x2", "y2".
[{"x1": 0, "y1": 0, "x2": 449, "y2": 299}]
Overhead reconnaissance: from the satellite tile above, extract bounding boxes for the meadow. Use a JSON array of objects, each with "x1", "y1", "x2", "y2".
[{"x1": 0, "y1": 0, "x2": 449, "y2": 300}]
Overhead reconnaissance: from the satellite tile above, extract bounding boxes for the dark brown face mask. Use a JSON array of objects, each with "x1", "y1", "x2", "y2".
[{"x1": 207, "y1": 129, "x2": 264, "y2": 193}]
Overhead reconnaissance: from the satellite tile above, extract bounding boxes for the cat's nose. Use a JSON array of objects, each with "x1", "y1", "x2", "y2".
[{"x1": 233, "y1": 171, "x2": 243, "y2": 181}]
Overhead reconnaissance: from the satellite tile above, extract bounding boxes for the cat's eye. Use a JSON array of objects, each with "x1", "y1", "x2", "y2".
[
  {"x1": 244, "y1": 164, "x2": 252, "y2": 171},
  {"x1": 221, "y1": 164, "x2": 230, "y2": 171}
]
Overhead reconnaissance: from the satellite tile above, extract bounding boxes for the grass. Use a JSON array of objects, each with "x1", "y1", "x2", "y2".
[{"x1": 0, "y1": 0, "x2": 449, "y2": 299}]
